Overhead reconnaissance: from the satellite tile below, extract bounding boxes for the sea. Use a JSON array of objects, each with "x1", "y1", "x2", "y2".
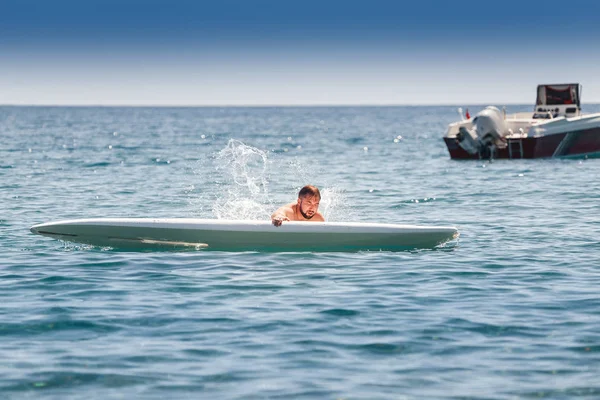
[{"x1": 2, "y1": 105, "x2": 600, "y2": 399}]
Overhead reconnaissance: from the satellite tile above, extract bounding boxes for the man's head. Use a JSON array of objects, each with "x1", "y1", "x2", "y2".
[{"x1": 297, "y1": 185, "x2": 321, "y2": 219}]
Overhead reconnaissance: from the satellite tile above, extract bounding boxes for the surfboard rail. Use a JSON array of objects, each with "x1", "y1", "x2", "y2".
[{"x1": 30, "y1": 218, "x2": 459, "y2": 252}]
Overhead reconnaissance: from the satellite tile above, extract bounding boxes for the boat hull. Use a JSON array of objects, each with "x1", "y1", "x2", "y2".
[{"x1": 444, "y1": 126, "x2": 600, "y2": 160}]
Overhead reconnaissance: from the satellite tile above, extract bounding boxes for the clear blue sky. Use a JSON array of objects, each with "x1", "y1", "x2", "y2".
[{"x1": 2, "y1": 0, "x2": 599, "y2": 106}]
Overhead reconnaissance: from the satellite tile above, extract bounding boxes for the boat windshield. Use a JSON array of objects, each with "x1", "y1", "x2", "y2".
[{"x1": 537, "y1": 84, "x2": 579, "y2": 106}]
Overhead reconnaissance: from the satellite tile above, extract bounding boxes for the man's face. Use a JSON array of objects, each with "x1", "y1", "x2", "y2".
[{"x1": 298, "y1": 195, "x2": 320, "y2": 219}]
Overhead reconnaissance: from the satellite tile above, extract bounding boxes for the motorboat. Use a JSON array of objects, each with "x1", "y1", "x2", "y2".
[{"x1": 443, "y1": 83, "x2": 600, "y2": 159}]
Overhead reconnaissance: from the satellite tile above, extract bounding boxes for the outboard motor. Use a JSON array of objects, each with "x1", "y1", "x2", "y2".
[{"x1": 456, "y1": 106, "x2": 508, "y2": 160}]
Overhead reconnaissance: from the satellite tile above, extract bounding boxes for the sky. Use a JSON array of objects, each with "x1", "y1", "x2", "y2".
[{"x1": 2, "y1": 0, "x2": 600, "y2": 106}]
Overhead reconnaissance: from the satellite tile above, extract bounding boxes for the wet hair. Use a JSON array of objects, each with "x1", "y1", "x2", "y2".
[{"x1": 298, "y1": 185, "x2": 321, "y2": 200}]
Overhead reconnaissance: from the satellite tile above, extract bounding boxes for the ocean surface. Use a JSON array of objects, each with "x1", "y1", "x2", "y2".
[{"x1": 2, "y1": 105, "x2": 600, "y2": 399}]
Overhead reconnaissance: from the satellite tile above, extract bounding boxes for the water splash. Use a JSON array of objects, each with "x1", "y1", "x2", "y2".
[
  {"x1": 213, "y1": 198, "x2": 272, "y2": 221},
  {"x1": 318, "y1": 186, "x2": 348, "y2": 222},
  {"x1": 212, "y1": 139, "x2": 272, "y2": 220},
  {"x1": 216, "y1": 139, "x2": 270, "y2": 196}
]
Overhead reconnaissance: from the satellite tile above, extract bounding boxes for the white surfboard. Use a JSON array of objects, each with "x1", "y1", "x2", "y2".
[{"x1": 30, "y1": 218, "x2": 459, "y2": 252}]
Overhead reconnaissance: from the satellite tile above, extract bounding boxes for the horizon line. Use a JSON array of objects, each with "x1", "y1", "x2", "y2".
[{"x1": 4, "y1": 102, "x2": 593, "y2": 108}]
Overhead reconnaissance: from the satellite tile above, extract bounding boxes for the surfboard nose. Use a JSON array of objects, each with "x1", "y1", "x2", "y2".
[
  {"x1": 30, "y1": 221, "x2": 57, "y2": 236},
  {"x1": 30, "y1": 223, "x2": 54, "y2": 236}
]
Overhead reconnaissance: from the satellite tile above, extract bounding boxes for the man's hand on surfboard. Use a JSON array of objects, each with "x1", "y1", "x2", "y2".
[{"x1": 272, "y1": 215, "x2": 290, "y2": 227}]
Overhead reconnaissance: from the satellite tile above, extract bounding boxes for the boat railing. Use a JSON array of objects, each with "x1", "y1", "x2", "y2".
[{"x1": 505, "y1": 111, "x2": 536, "y2": 120}]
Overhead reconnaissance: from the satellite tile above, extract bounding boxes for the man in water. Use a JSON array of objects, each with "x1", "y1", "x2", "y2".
[{"x1": 271, "y1": 185, "x2": 325, "y2": 227}]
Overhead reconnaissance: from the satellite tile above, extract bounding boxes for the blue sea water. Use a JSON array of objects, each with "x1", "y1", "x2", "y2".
[{"x1": 2, "y1": 105, "x2": 600, "y2": 399}]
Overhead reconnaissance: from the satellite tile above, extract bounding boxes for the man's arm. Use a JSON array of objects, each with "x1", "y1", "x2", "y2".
[{"x1": 271, "y1": 203, "x2": 294, "y2": 227}]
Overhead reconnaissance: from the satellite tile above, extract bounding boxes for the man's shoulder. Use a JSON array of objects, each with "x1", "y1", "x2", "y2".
[
  {"x1": 282, "y1": 203, "x2": 297, "y2": 215},
  {"x1": 284, "y1": 202, "x2": 297, "y2": 211},
  {"x1": 272, "y1": 202, "x2": 296, "y2": 219}
]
